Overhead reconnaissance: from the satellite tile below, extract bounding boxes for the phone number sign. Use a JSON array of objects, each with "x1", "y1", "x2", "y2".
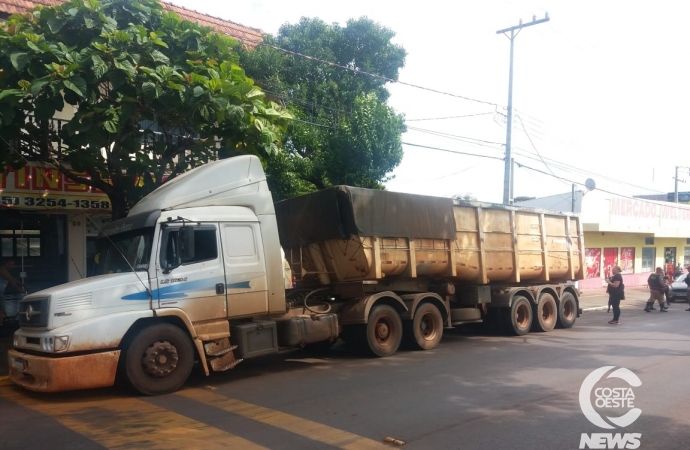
[{"x1": 1, "y1": 193, "x2": 111, "y2": 211}]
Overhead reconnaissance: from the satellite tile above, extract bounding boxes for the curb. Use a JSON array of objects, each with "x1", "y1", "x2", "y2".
[
  {"x1": 582, "y1": 303, "x2": 649, "y2": 312},
  {"x1": 0, "y1": 376, "x2": 12, "y2": 387}
]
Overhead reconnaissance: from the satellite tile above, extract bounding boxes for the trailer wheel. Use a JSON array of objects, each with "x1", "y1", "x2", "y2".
[
  {"x1": 557, "y1": 292, "x2": 578, "y2": 329},
  {"x1": 404, "y1": 303, "x2": 444, "y2": 350},
  {"x1": 362, "y1": 304, "x2": 402, "y2": 357},
  {"x1": 503, "y1": 296, "x2": 532, "y2": 336},
  {"x1": 533, "y1": 293, "x2": 557, "y2": 332},
  {"x1": 124, "y1": 323, "x2": 195, "y2": 396}
]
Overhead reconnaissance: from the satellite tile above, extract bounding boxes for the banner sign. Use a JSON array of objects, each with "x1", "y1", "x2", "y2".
[{"x1": 0, "y1": 164, "x2": 112, "y2": 212}]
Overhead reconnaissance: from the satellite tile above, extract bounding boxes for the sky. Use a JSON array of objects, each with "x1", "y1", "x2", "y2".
[{"x1": 168, "y1": 0, "x2": 690, "y2": 204}]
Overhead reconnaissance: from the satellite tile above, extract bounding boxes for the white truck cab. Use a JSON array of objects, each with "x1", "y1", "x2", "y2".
[{"x1": 9, "y1": 155, "x2": 292, "y2": 394}]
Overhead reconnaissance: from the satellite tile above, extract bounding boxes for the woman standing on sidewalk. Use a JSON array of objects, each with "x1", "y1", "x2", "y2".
[{"x1": 605, "y1": 265, "x2": 624, "y2": 325}]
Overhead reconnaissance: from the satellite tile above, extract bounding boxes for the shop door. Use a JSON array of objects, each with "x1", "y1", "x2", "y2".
[
  {"x1": 0, "y1": 211, "x2": 67, "y2": 292},
  {"x1": 603, "y1": 248, "x2": 618, "y2": 279},
  {"x1": 664, "y1": 247, "x2": 677, "y2": 280}
]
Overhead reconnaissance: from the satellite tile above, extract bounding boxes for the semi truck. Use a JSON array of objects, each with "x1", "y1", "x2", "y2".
[{"x1": 8, "y1": 155, "x2": 585, "y2": 395}]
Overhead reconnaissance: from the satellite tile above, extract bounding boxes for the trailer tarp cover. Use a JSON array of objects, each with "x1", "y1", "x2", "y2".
[{"x1": 275, "y1": 186, "x2": 457, "y2": 248}]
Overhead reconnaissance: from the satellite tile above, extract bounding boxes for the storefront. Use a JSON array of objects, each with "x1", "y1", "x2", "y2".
[
  {"x1": 516, "y1": 190, "x2": 690, "y2": 292},
  {"x1": 1, "y1": 163, "x2": 111, "y2": 292}
]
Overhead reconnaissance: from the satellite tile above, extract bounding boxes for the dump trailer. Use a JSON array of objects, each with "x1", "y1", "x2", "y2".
[{"x1": 8, "y1": 155, "x2": 584, "y2": 395}]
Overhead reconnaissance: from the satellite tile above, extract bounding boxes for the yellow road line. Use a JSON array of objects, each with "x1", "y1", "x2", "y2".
[
  {"x1": 177, "y1": 388, "x2": 389, "y2": 450},
  {"x1": 0, "y1": 387, "x2": 267, "y2": 449}
]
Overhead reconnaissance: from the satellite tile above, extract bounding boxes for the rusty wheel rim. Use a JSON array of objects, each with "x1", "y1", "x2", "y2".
[
  {"x1": 375, "y1": 317, "x2": 395, "y2": 347},
  {"x1": 419, "y1": 313, "x2": 438, "y2": 341},
  {"x1": 563, "y1": 299, "x2": 575, "y2": 321},
  {"x1": 515, "y1": 303, "x2": 530, "y2": 329},
  {"x1": 542, "y1": 300, "x2": 555, "y2": 324},
  {"x1": 142, "y1": 340, "x2": 180, "y2": 378}
]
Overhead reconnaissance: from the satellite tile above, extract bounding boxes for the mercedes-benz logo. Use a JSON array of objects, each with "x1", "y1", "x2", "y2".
[{"x1": 25, "y1": 304, "x2": 33, "y2": 322}]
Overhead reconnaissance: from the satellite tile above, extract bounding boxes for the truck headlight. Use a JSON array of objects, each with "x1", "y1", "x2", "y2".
[{"x1": 41, "y1": 335, "x2": 70, "y2": 352}]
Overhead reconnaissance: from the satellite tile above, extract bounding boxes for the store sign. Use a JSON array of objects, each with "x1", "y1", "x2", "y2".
[
  {"x1": 0, "y1": 164, "x2": 112, "y2": 212},
  {"x1": 610, "y1": 197, "x2": 690, "y2": 221}
]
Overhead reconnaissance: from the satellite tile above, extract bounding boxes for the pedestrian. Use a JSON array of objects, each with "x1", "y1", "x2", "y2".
[
  {"x1": 685, "y1": 266, "x2": 690, "y2": 312},
  {"x1": 645, "y1": 267, "x2": 668, "y2": 313},
  {"x1": 0, "y1": 259, "x2": 22, "y2": 324},
  {"x1": 605, "y1": 265, "x2": 624, "y2": 325}
]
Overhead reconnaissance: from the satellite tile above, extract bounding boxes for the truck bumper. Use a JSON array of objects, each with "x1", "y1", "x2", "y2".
[{"x1": 8, "y1": 349, "x2": 121, "y2": 393}]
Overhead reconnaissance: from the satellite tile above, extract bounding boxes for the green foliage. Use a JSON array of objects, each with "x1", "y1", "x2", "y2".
[
  {"x1": 0, "y1": 0, "x2": 292, "y2": 218},
  {"x1": 240, "y1": 17, "x2": 407, "y2": 199}
]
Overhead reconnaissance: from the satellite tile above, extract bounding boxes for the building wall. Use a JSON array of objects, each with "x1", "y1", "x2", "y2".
[
  {"x1": 580, "y1": 232, "x2": 689, "y2": 291},
  {"x1": 517, "y1": 190, "x2": 690, "y2": 293},
  {"x1": 1, "y1": 163, "x2": 112, "y2": 289}
]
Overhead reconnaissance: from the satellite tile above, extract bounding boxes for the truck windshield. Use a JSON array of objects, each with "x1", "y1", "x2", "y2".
[{"x1": 93, "y1": 228, "x2": 154, "y2": 275}]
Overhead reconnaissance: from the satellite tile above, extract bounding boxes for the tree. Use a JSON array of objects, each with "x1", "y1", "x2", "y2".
[
  {"x1": 240, "y1": 17, "x2": 407, "y2": 200},
  {"x1": 0, "y1": 0, "x2": 292, "y2": 219}
]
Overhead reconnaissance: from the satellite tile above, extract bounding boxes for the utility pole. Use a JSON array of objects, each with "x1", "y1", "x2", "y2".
[
  {"x1": 674, "y1": 166, "x2": 688, "y2": 203},
  {"x1": 497, "y1": 13, "x2": 550, "y2": 205},
  {"x1": 572, "y1": 183, "x2": 576, "y2": 212}
]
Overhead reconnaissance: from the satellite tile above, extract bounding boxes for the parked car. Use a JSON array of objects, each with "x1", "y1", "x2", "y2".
[{"x1": 666, "y1": 273, "x2": 689, "y2": 303}]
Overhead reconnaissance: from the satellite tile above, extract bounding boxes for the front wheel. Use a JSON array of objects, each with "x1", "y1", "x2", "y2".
[{"x1": 124, "y1": 323, "x2": 195, "y2": 396}]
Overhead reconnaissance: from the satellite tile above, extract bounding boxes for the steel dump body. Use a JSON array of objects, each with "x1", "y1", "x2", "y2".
[{"x1": 275, "y1": 186, "x2": 584, "y2": 286}]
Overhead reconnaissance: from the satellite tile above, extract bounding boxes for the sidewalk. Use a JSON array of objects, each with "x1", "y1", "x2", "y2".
[{"x1": 579, "y1": 286, "x2": 651, "y2": 311}]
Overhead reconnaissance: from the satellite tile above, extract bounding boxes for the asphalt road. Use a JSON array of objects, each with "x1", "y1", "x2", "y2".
[{"x1": 1, "y1": 305, "x2": 689, "y2": 450}]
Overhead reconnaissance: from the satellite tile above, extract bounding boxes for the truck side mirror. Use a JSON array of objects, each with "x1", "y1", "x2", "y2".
[{"x1": 179, "y1": 226, "x2": 195, "y2": 262}]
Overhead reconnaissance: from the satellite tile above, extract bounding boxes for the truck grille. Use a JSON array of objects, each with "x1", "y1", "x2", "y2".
[{"x1": 18, "y1": 297, "x2": 50, "y2": 328}]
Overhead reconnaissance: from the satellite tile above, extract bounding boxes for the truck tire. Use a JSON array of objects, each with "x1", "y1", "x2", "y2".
[
  {"x1": 404, "y1": 303, "x2": 444, "y2": 350},
  {"x1": 557, "y1": 292, "x2": 578, "y2": 329},
  {"x1": 361, "y1": 304, "x2": 403, "y2": 357},
  {"x1": 502, "y1": 296, "x2": 532, "y2": 336},
  {"x1": 533, "y1": 293, "x2": 557, "y2": 332},
  {"x1": 124, "y1": 323, "x2": 195, "y2": 396}
]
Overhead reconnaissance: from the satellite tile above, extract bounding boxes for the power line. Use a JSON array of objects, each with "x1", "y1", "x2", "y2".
[
  {"x1": 402, "y1": 142, "x2": 504, "y2": 160},
  {"x1": 406, "y1": 111, "x2": 495, "y2": 122},
  {"x1": 515, "y1": 162, "x2": 690, "y2": 211},
  {"x1": 257, "y1": 42, "x2": 501, "y2": 107},
  {"x1": 406, "y1": 126, "x2": 505, "y2": 148},
  {"x1": 510, "y1": 146, "x2": 667, "y2": 195},
  {"x1": 516, "y1": 114, "x2": 567, "y2": 185},
  {"x1": 292, "y1": 118, "x2": 332, "y2": 129},
  {"x1": 393, "y1": 164, "x2": 478, "y2": 184}
]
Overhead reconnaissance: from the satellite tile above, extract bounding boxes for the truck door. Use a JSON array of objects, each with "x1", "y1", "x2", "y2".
[
  {"x1": 220, "y1": 222, "x2": 269, "y2": 318},
  {"x1": 157, "y1": 224, "x2": 227, "y2": 322}
]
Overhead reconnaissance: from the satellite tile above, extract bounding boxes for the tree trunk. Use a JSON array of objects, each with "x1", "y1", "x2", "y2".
[{"x1": 109, "y1": 190, "x2": 129, "y2": 221}]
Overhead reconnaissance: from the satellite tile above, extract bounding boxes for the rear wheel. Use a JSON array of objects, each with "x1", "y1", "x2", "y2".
[
  {"x1": 533, "y1": 293, "x2": 557, "y2": 332},
  {"x1": 404, "y1": 303, "x2": 444, "y2": 350},
  {"x1": 124, "y1": 323, "x2": 194, "y2": 396},
  {"x1": 359, "y1": 304, "x2": 402, "y2": 357},
  {"x1": 557, "y1": 292, "x2": 578, "y2": 329},
  {"x1": 502, "y1": 296, "x2": 532, "y2": 336}
]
